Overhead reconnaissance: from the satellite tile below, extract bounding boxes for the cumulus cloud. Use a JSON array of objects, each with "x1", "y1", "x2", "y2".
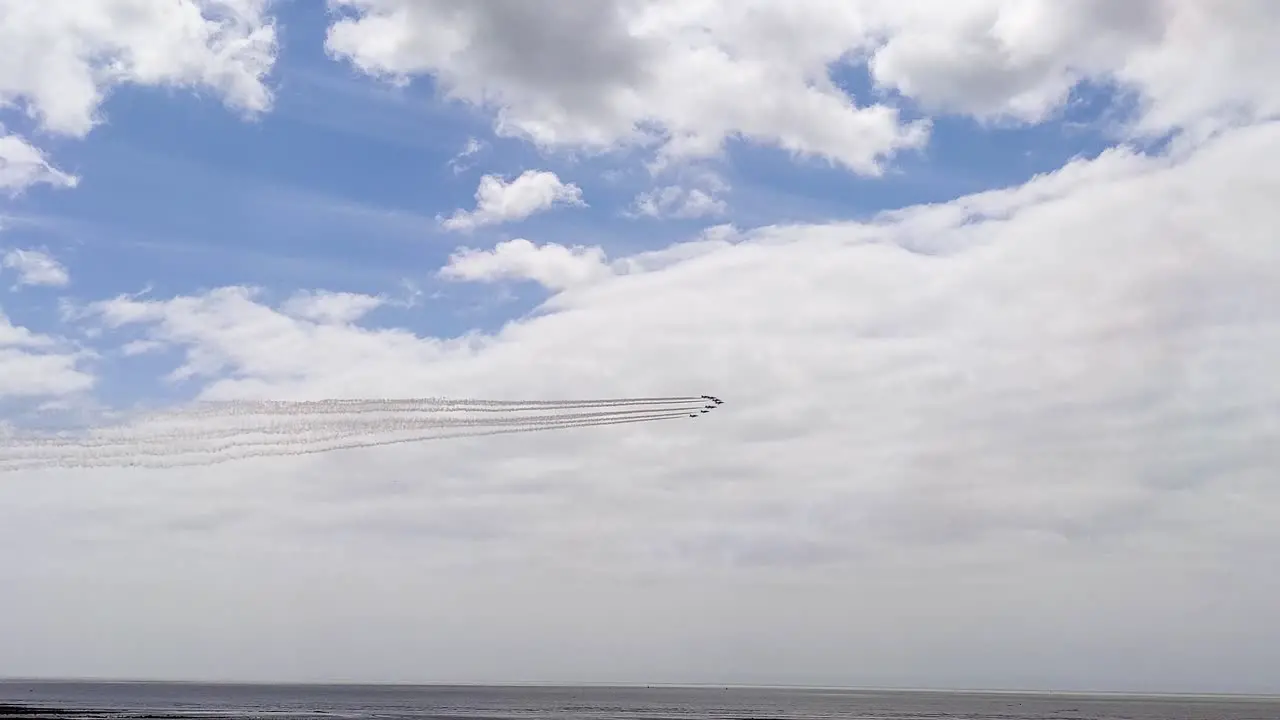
[
  {"x1": 441, "y1": 229, "x2": 748, "y2": 294},
  {"x1": 0, "y1": 346, "x2": 94, "y2": 400},
  {"x1": 0, "y1": 0, "x2": 278, "y2": 138},
  {"x1": 0, "y1": 311, "x2": 54, "y2": 349},
  {"x1": 324, "y1": 0, "x2": 931, "y2": 174},
  {"x1": 631, "y1": 186, "x2": 727, "y2": 219},
  {"x1": 0, "y1": 308, "x2": 94, "y2": 398},
  {"x1": 867, "y1": 0, "x2": 1280, "y2": 139},
  {"x1": 83, "y1": 286, "x2": 430, "y2": 388},
  {"x1": 440, "y1": 238, "x2": 612, "y2": 292},
  {"x1": 441, "y1": 170, "x2": 585, "y2": 231},
  {"x1": 326, "y1": 0, "x2": 1280, "y2": 171},
  {"x1": 0, "y1": 134, "x2": 78, "y2": 194},
  {"x1": 2, "y1": 248, "x2": 70, "y2": 288},
  {"x1": 0, "y1": 0, "x2": 278, "y2": 192}
]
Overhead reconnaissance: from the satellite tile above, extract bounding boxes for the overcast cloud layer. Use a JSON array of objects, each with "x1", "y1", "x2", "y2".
[{"x1": 1, "y1": 0, "x2": 1278, "y2": 694}]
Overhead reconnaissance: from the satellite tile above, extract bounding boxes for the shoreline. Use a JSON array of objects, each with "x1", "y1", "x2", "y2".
[
  {"x1": 3, "y1": 679, "x2": 1280, "y2": 701},
  {"x1": 0, "y1": 705, "x2": 178, "y2": 719}
]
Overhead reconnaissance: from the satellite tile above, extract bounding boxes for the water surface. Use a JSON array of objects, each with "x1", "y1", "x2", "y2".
[{"x1": 3, "y1": 681, "x2": 1278, "y2": 720}]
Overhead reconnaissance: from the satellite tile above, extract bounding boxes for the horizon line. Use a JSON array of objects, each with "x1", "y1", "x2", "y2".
[{"x1": 2, "y1": 677, "x2": 1277, "y2": 700}]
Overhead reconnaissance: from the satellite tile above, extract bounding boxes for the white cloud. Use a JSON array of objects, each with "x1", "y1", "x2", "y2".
[
  {"x1": 280, "y1": 290, "x2": 385, "y2": 325},
  {"x1": 439, "y1": 227, "x2": 749, "y2": 293},
  {"x1": 866, "y1": 0, "x2": 1280, "y2": 140},
  {"x1": 631, "y1": 186, "x2": 727, "y2": 219},
  {"x1": 2, "y1": 248, "x2": 71, "y2": 288},
  {"x1": 0, "y1": 134, "x2": 79, "y2": 194},
  {"x1": 0, "y1": 0, "x2": 278, "y2": 138},
  {"x1": 0, "y1": 0, "x2": 278, "y2": 193},
  {"x1": 6, "y1": 121, "x2": 1280, "y2": 686},
  {"x1": 630, "y1": 166, "x2": 730, "y2": 219},
  {"x1": 447, "y1": 136, "x2": 486, "y2": 174},
  {"x1": 0, "y1": 346, "x2": 94, "y2": 399},
  {"x1": 80, "y1": 284, "x2": 455, "y2": 392},
  {"x1": 65, "y1": 121, "x2": 1280, "y2": 542},
  {"x1": 324, "y1": 0, "x2": 931, "y2": 175},
  {"x1": 325, "y1": 1, "x2": 1280, "y2": 173},
  {"x1": 441, "y1": 170, "x2": 585, "y2": 231},
  {"x1": 0, "y1": 310, "x2": 54, "y2": 349},
  {"x1": 0, "y1": 308, "x2": 94, "y2": 398},
  {"x1": 440, "y1": 238, "x2": 612, "y2": 292},
  {"x1": 120, "y1": 339, "x2": 165, "y2": 356}
]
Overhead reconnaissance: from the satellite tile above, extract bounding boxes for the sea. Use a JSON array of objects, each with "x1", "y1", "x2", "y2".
[{"x1": 2, "y1": 681, "x2": 1278, "y2": 720}]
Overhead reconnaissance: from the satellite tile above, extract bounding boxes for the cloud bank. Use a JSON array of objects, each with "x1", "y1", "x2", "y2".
[{"x1": 1, "y1": 0, "x2": 1278, "y2": 693}]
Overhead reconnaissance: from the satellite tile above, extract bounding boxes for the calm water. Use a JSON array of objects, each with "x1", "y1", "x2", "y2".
[{"x1": 2, "y1": 682, "x2": 1278, "y2": 720}]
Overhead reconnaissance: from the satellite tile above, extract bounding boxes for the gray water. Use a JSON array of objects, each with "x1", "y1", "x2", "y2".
[{"x1": 2, "y1": 681, "x2": 1278, "y2": 720}]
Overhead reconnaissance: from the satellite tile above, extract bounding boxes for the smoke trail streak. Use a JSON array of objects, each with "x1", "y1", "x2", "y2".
[
  {"x1": 0, "y1": 411, "x2": 696, "y2": 472},
  {"x1": 0, "y1": 408, "x2": 700, "y2": 458},
  {"x1": 0, "y1": 394, "x2": 721, "y2": 472},
  {"x1": 5, "y1": 405, "x2": 710, "y2": 449},
  {"x1": 164, "y1": 396, "x2": 706, "y2": 417}
]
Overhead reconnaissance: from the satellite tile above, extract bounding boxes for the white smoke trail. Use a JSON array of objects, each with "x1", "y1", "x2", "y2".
[
  {"x1": 161, "y1": 395, "x2": 705, "y2": 418},
  {"x1": 0, "y1": 408, "x2": 701, "y2": 459},
  {"x1": 5, "y1": 405, "x2": 711, "y2": 450},
  {"x1": 0, "y1": 412, "x2": 695, "y2": 472},
  {"x1": 0, "y1": 395, "x2": 719, "y2": 472}
]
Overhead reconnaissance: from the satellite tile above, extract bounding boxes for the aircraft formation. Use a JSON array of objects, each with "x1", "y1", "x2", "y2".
[{"x1": 692, "y1": 394, "x2": 724, "y2": 417}]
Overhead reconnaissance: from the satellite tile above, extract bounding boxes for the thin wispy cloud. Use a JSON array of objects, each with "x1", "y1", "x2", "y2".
[
  {"x1": 448, "y1": 137, "x2": 487, "y2": 174},
  {"x1": 3, "y1": 247, "x2": 70, "y2": 288}
]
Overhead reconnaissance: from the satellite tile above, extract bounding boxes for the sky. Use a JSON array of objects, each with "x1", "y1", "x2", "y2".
[{"x1": 1, "y1": 0, "x2": 1279, "y2": 694}]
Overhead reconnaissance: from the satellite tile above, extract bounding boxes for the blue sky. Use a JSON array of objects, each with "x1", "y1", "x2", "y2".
[
  {"x1": 3, "y1": 59, "x2": 1112, "y2": 415},
  {"x1": 2, "y1": 2, "x2": 1119, "y2": 353}
]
